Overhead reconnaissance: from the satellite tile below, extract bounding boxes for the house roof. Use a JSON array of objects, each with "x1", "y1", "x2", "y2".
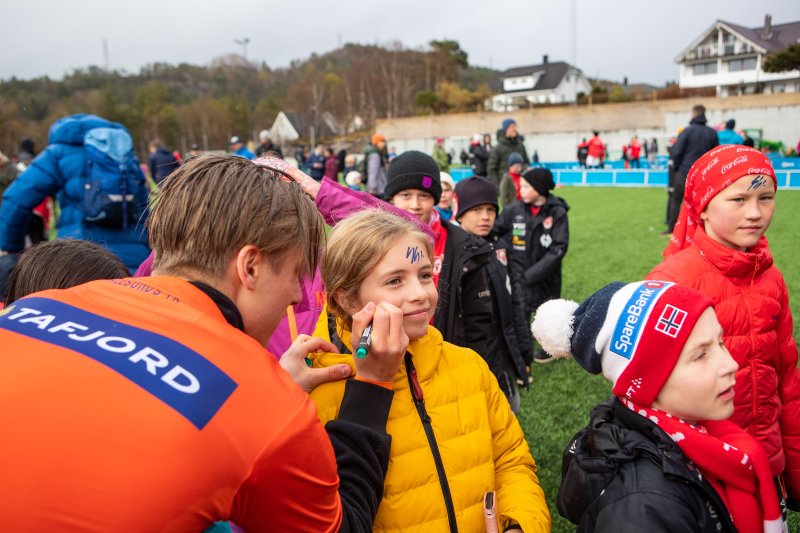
[
  {"x1": 283, "y1": 111, "x2": 338, "y2": 139},
  {"x1": 722, "y1": 20, "x2": 800, "y2": 53},
  {"x1": 675, "y1": 18, "x2": 800, "y2": 61},
  {"x1": 489, "y1": 61, "x2": 574, "y2": 94}
]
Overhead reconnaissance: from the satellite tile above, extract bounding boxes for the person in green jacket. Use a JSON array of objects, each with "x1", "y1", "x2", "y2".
[
  {"x1": 488, "y1": 118, "x2": 529, "y2": 185},
  {"x1": 431, "y1": 137, "x2": 449, "y2": 172}
]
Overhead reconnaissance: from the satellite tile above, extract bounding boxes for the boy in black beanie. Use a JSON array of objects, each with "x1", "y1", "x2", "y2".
[
  {"x1": 454, "y1": 176, "x2": 533, "y2": 409},
  {"x1": 495, "y1": 167, "x2": 570, "y2": 363},
  {"x1": 384, "y1": 151, "x2": 498, "y2": 379}
]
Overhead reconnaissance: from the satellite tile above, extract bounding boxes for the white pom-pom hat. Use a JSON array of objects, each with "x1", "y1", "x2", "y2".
[
  {"x1": 345, "y1": 171, "x2": 363, "y2": 187},
  {"x1": 531, "y1": 299, "x2": 579, "y2": 359},
  {"x1": 531, "y1": 281, "x2": 714, "y2": 406}
]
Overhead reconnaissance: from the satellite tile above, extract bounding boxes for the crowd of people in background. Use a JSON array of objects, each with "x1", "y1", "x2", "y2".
[{"x1": 0, "y1": 106, "x2": 798, "y2": 532}]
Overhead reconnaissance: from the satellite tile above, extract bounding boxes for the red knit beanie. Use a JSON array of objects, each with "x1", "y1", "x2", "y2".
[{"x1": 532, "y1": 281, "x2": 714, "y2": 406}]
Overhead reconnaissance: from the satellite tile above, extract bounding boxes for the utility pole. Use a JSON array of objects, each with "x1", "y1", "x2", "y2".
[
  {"x1": 234, "y1": 38, "x2": 250, "y2": 62},
  {"x1": 570, "y1": 0, "x2": 577, "y2": 105},
  {"x1": 102, "y1": 39, "x2": 110, "y2": 71},
  {"x1": 570, "y1": 0, "x2": 577, "y2": 66}
]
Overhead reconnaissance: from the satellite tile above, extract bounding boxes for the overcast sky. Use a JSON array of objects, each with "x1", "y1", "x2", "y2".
[{"x1": 1, "y1": 0, "x2": 795, "y2": 85}]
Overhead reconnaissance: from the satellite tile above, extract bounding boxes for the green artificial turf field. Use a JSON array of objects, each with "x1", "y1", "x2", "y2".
[{"x1": 515, "y1": 186, "x2": 800, "y2": 532}]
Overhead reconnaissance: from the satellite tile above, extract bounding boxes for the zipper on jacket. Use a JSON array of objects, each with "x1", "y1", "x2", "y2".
[
  {"x1": 749, "y1": 255, "x2": 760, "y2": 423},
  {"x1": 404, "y1": 353, "x2": 458, "y2": 533}
]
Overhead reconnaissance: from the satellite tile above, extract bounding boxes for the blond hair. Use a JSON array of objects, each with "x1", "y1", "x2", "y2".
[
  {"x1": 149, "y1": 153, "x2": 325, "y2": 279},
  {"x1": 323, "y1": 209, "x2": 433, "y2": 328}
]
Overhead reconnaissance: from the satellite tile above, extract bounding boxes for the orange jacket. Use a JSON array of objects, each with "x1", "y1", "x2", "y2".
[
  {"x1": 0, "y1": 276, "x2": 343, "y2": 532},
  {"x1": 648, "y1": 229, "x2": 800, "y2": 499}
]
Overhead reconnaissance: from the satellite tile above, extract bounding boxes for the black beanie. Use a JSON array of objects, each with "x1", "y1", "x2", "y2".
[
  {"x1": 385, "y1": 150, "x2": 442, "y2": 204},
  {"x1": 454, "y1": 176, "x2": 498, "y2": 219},
  {"x1": 521, "y1": 167, "x2": 555, "y2": 196}
]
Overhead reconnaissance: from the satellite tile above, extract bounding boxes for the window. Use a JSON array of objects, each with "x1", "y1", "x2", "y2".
[
  {"x1": 724, "y1": 34, "x2": 735, "y2": 55},
  {"x1": 727, "y1": 58, "x2": 756, "y2": 71},
  {"x1": 692, "y1": 62, "x2": 718, "y2": 75}
]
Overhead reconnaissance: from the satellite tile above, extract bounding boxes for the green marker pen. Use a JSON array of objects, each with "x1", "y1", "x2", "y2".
[{"x1": 355, "y1": 323, "x2": 373, "y2": 359}]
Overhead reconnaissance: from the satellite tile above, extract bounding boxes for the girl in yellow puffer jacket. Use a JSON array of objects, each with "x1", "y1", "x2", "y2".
[{"x1": 308, "y1": 209, "x2": 550, "y2": 533}]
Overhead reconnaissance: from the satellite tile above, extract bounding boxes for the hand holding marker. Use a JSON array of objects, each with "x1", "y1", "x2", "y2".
[
  {"x1": 349, "y1": 302, "x2": 408, "y2": 384},
  {"x1": 355, "y1": 323, "x2": 373, "y2": 358}
]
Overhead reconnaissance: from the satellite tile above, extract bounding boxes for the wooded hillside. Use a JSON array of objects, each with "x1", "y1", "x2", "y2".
[{"x1": 0, "y1": 40, "x2": 495, "y2": 156}]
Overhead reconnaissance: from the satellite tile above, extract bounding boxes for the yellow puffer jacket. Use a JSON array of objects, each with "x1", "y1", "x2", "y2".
[{"x1": 309, "y1": 313, "x2": 550, "y2": 533}]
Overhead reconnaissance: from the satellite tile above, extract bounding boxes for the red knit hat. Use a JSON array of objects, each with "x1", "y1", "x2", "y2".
[
  {"x1": 664, "y1": 145, "x2": 776, "y2": 258},
  {"x1": 532, "y1": 281, "x2": 713, "y2": 406}
]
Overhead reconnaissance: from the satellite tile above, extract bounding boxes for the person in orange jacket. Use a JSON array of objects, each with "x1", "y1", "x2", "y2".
[{"x1": 0, "y1": 153, "x2": 407, "y2": 531}]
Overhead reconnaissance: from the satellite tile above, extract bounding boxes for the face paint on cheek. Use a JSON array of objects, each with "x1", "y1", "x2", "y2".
[
  {"x1": 406, "y1": 246, "x2": 425, "y2": 264},
  {"x1": 748, "y1": 175, "x2": 768, "y2": 191}
]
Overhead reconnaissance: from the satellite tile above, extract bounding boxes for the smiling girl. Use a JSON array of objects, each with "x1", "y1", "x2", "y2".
[
  {"x1": 648, "y1": 145, "x2": 800, "y2": 514},
  {"x1": 307, "y1": 210, "x2": 550, "y2": 533}
]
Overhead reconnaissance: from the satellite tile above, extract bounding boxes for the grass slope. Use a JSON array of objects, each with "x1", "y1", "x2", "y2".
[{"x1": 516, "y1": 186, "x2": 800, "y2": 532}]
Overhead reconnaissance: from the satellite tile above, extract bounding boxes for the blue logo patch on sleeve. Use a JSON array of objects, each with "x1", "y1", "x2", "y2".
[
  {"x1": 609, "y1": 281, "x2": 672, "y2": 359},
  {"x1": 0, "y1": 297, "x2": 238, "y2": 430}
]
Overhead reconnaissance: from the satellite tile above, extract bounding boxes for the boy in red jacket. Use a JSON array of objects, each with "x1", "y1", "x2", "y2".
[{"x1": 647, "y1": 145, "x2": 800, "y2": 515}]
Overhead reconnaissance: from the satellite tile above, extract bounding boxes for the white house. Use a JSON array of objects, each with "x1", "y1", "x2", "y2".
[
  {"x1": 488, "y1": 55, "x2": 592, "y2": 112},
  {"x1": 676, "y1": 15, "x2": 800, "y2": 97},
  {"x1": 269, "y1": 111, "x2": 365, "y2": 143}
]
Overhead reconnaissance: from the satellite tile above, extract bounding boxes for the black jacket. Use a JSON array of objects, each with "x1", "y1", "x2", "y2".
[
  {"x1": 559, "y1": 399, "x2": 736, "y2": 533},
  {"x1": 255, "y1": 141, "x2": 284, "y2": 158},
  {"x1": 484, "y1": 234, "x2": 532, "y2": 378},
  {"x1": 495, "y1": 195, "x2": 569, "y2": 315},
  {"x1": 469, "y1": 144, "x2": 491, "y2": 177},
  {"x1": 433, "y1": 222, "x2": 494, "y2": 363},
  {"x1": 487, "y1": 130, "x2": 529, "y2": 185},
  {"x1": 671, "y1": 113, "x2": 719, "y2": 174}
]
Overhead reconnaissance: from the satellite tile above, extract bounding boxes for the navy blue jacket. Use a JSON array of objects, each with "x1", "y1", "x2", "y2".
[
  {"x1": 148, "y1": 148, "x2": 179, "y2": 184},
  {"x1": 0, "y1": 114, "x2": 150, "y2": 271},
  {"x1": 671, "y1": 113, "x2": 719, "y2": 174},
  {"x1": 307, "y1": 152, "x2": 326, "y2": 181},
  {"x1": 494, "y1": 195, "x2": 570, "y2": 315}
]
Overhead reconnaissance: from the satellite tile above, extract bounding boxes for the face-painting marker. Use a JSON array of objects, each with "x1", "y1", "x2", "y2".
[{"x1": 355, "y1": 323, "x2": 373, "y2": 359}]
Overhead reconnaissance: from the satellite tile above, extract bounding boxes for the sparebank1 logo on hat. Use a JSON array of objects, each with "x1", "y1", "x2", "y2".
[{"x1": 610, "y1": 281, "x2": 673, "y2": 359}]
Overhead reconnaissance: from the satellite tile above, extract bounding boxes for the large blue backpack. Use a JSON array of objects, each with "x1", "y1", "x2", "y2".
[{"x1": 82, "y1": 127, "x2": 147, "y2": 229}]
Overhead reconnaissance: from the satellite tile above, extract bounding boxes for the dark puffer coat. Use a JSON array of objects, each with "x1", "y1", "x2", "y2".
[
  {"x1": 433, "y1": 222, "x2": 494, "y2": 360},
  {"x1": 559, "y1": 399, "x2": 736, "y2": 532},
  {"x1": 671, "y1": 113, "x2": 719, "y2": 174},
  {"x1": 487, "y1": 130, "x2": 529, "y2": 185},
  {"x1": 469, "y1": 144, "x2": 491, "y2": 177},
  {"x1": 494, "y1": 194, "x2": 569, "y2": 315}
]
